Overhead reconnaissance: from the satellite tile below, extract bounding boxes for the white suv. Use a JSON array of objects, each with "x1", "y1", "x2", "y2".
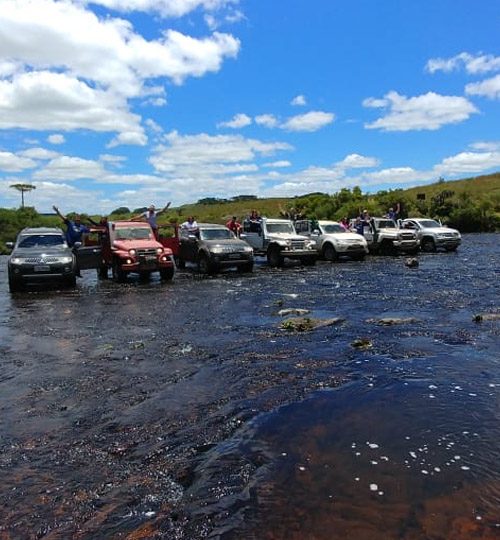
[
  {"x1": 399, "y1": 218, "x2": 461, "y2": 252},
  {"x1": 295, "y1": 220, "x2": 368, "y2": 261}
]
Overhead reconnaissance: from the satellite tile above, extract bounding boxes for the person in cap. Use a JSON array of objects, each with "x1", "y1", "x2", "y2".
[{"x1": 131, "y1": 202, "x2": 171, "y2": 239}]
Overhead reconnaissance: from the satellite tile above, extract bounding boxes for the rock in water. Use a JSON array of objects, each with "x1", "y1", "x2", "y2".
[{"x1": 405, "y1": 258, "x2": 419, "y2": 268}]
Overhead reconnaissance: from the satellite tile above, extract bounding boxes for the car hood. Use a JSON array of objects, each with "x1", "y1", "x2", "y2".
[
  {"x1": 12, "y1": 246, "x2": 73, "y2": 257},
  {"x1": 113, "y1": 239, "x2": 162, "y2": 250},
  {"x1": 267, "y1": 233, "x2": 308, "y2": 241},
  {"x1": 323, "y1": 232, "x2": 367, "y2": 242},
  {"x1": 203, "y1": 239, "x2": 250, "y2": 249},
  {"x1": 422, "y1": 226, "x2": 460, "y2": 234}
]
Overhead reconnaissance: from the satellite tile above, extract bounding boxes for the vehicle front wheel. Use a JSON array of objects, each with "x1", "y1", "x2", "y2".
[
  {"x1": 8, "y1": 275, "x2": 23, "y2": 293},
  {"x1": 112, "y1": 259, "x2": 126, "y2": 282},
  {"x1": 379, "y1": 241, "x2": 394, "y2": 256},
  {"x1": 97, "y1": 265, "x2": 108, "y2": 279},
  {"x1": 64, "y1": 275, "x2": 77, "y2": 288},
  {"x1": 198, "y1": 254, "x2": 215, "y2": 274},
  {"x1": 322, "y1": 243, "x2": 338, "y2": 261},
  {"x1": 237, "y1": 262, "x2": 254, "y2": 273},
  {"x1": 176, "y1": 257, "x2": 186, "y2": 269},
  {"x1": 421, "y1": 237, "x2": 436, "y2": 252},
  {"x1": 160, "y1": 267, "x2": 175, "y2": 281},
  {"x1": 267, "y1": 246, "x2": 283, "y2": 267}
]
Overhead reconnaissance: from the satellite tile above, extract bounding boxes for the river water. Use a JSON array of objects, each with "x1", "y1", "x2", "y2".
[{"x1": 0, "y1": 234, "x2": 499, "y2": 539}]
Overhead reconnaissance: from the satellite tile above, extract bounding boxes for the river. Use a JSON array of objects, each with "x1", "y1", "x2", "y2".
[{"x1": 0, "y1": 233, "x2": 499, "y2": 539}]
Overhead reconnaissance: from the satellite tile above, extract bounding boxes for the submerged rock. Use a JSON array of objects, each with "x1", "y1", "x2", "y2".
[
  {"x1": 367, "y1": 317, "x2": 420, "y2": 326},
  {"x1": 278, "y1": 308, "x2": 311, "y2": 317},
  {"x1": 405, "y1": 258, "x2": 419, "y2": 268},
  {"x1": 473, "y1": 313, "x2": 500, "y2": 322},
  {"x1": 280, "y1": 317, "x2": 344, "y2": 332},
  {"x1": 351, "y1": 338, "x2": 373, "y2": 349}
]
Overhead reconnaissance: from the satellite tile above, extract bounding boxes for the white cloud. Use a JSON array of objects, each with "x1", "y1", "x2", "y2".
[
  {"x1": 291, "y1": 94, "x2": 306, "y2": 106},
  {"x1": 87, "y1": 0, "x2": 239, "y2": 18},
  {"x1": 426, "y1": 52, "x2": 500, "y2": 74},
  {"x1": 469, "y1": 141, "x2": 500, "y2": 152},
  {"x1": 218, "y1": 113, "x2": 252, "y2": 128},
  {"x1": 19, "y1": 147, "x2": 60, "y2": 160},
  {"x1": 32, "y1": 156, "x2": 106, "y2": 181},
  {"x1": 434, "y1": 151, "x2": 500, "y2": 175},
  {"x1": 255, "y1": 114, "x2": 278, "y2": 128},
  {"x1": 336, "y1": 153, "x2": 379, "y2": 169},
  {"x1": 0, "y1": 151, "x2": 37, "y2": 172},
  {"x1": 48, "y1": 134, "x2": 65, "y2": 145},
  {"x1": 364, "y1": 91, "x2": 478, "y2": 131},
  {"x1": 0, "y1": 0, "x2": 240, "y2": 144},
  {"x1": 263, "y1": 160, "x2": 291, "y2": 168},
  {"x1": 0, "y1": 71, "x2": 147, "y2": 143},
  {"x1": 281, "y1": 111, "x2": 335, "y2": 132},
  {"x1": 359, "y1": 167, "x2": 423, "y2": 186},
  {"x1": 465, "y1": 74, "x2": 500, "y2": 99}
]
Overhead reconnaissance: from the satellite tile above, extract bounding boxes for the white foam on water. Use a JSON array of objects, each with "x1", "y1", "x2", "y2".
[
  {"x1": 461, "y1": 466, "x2": 470, "y2": 471},
  {"x1": 409, "y1": 451, "x2": 417, "y2": 459},
  {"x1": 369, "y1": 484, "x2": 378, "y2": 491},
  {"x1": 367, "y1": 442, "x2": 379, "y2": 449}
]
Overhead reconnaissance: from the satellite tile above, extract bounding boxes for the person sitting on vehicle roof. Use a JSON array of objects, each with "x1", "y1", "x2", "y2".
[
  {"x1": 246, "y1": 209, "x2": 262, "y2": 232},
  {"x1": 52, "y1": 205, "x2": 90, "y2": 247},
  {"x1": 131, "y1": 202, "x2": 171, "y2": 239},
  {"x1": 226, "y1": 216, "x2": 242, "y2": 236}
]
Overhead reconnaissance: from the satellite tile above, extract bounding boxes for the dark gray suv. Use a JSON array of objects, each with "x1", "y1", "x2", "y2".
[
  {"x1": 177, "y1": 223, "x2": 254, "y2": 274},
  {"x1": 7, "y1": 227, "x2": 78, "y2": 292}
]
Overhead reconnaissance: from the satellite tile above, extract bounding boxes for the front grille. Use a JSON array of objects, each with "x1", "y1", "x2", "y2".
[
  {"x1": 137, "y1": 249, "x2": 157, "y2": 257},
  {"x1": 291, "y1": 240, "x2": 305, "y2": 249},
  {"x1": 24, "y1": 256, "x2": 61, "y2": 264},
  {"x1": 400, "y1": 233, "x2": 415, "y2": 240}
]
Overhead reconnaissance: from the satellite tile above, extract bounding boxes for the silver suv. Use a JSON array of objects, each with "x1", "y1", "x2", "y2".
[
  {"x1": 399, "y1": 218, "x2": 461, "y2": 252},
  {"x1": 241, "y1": 217, "x2": 317, "y2": 267},
  {"x1": 360, "y1": 218, "x2": 419, "y2": 255},
  {"x1": 6, "y1": 227, "x2": 77, "y2": 292}
]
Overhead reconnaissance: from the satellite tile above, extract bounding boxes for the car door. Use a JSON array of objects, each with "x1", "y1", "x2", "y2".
[
  {"x1": 74, "y1": 229, "x2": 103, "y2": 269},
  {"x1": 179, "y1": 231, "x2": 198, "y2": 262}
]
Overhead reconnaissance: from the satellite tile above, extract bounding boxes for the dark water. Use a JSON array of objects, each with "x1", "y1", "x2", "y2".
[{"x1": 0, "y1": 234, "x2": 499, "y2": 539}]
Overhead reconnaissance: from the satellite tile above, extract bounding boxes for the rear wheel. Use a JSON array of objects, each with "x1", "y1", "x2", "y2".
[
  {"x1": 112, "y1": 259, "x2": 126, "y2": 282},
  {"x1": 267, "y1": 246, "x2": 283, "y2": 267},
  {"x1": 322, "y1": 243, "x2": 337, "y2": 261},
  {"x1": 160, "y1": 267, "x2": 175, "y2": 281},
  {"x1": 97, "y1": 264, "x2": 108, "y2": 279},
  {"x1": 421, "y1": 237, "x2": 436, "y2": 252}
]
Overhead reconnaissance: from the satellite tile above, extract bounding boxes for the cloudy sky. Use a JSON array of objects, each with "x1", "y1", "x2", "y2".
[{"x1": 0, "y1": 0, "x2": 499, "y2": 213}]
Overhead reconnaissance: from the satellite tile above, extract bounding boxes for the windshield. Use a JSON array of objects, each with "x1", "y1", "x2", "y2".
[
  {"x1": 417, "y1": 219, "x2": 440, "y2": 228},
  {"x1": 200, "y1": 228, "x2": 234, "y2": 240},
  {"x1": 375, "y1": 220, "x2": 396, "y2": 229},
  {"x1": 18, "y1": 234, "x2": 66, "y2": 248},
  {"x1": 321, "y1": 224, "x2": 345, "y2": 234},
  {"x1": 115, "y1": 227, "x2": 151, "y2": 240},
  {"x1": 266, "y1": 223, "x2": 295, "y2": 234}
]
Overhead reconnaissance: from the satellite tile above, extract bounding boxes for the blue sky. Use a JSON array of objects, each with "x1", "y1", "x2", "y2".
[{"x1": 0, "y1": 0, "x2": 499, "y2": 213}]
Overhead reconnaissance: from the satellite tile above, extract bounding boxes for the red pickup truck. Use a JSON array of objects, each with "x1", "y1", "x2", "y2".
[{"x1": 76, "y1": 221, "x2": 175, "y2": 282}]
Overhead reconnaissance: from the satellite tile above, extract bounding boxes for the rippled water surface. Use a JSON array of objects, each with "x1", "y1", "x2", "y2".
[{"x1": 0, "y1": 234, "x2": 499, "y2": 539}]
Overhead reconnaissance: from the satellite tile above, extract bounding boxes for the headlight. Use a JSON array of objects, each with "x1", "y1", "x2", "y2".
[
  {"x1": 211, "y1": 247, "x2": 224, "y2": 254},
  {"x1": 336, "y1": 240, "x2": 350, "y2": 245},
  {"x1": 156, "y1": 247, "x2": 163, "y2": 254},
  {"x1": 10, "y1": 257, "x2": 24, "y2": 265},
  {"x1": 306, "y1": 240, "x2": 316, "y2": 249},
  {"x1": 243, "y1": 246, "x2": 253, "y2": 253},
  {"x1": 129, "y1": 249, "x2": 136, "y2": 256},
  {"x1": 59, "y1": 256, "x2": 73, "y2": 264}
]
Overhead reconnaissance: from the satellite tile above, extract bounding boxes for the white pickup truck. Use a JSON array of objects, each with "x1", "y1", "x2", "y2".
[
  {"x1": 399, "y1": 218, "x2": 461, "y2": 252},
  {"x1": 295, "y1": 220, "x2": 368, "y2": 261},
  {"x1": 241, "y1": 217, "x2": 317, "y2": 267},
  {"x1": 358, "y1": 217, "x2": 420, "y2": 255}
]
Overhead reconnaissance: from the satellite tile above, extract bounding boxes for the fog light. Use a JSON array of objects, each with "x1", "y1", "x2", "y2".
[{"x1": 126, "y1": 258, "x2": 132, "y2": 264}]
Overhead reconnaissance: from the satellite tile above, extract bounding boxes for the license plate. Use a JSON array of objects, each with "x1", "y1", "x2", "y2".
[
  {"x1": 228, "y1": 253, "x2": 241, "y2": 259},
  {"x1": 34, "y1": 265, "x2": 50, "y2": 272},
  {"x1": 145, "y1": 256, "x2": 157, "y2": 262}
]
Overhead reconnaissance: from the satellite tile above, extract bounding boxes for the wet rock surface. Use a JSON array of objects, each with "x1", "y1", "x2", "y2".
[{"x1": 0, "y1": 233, "x2": 499, "y2": 539}]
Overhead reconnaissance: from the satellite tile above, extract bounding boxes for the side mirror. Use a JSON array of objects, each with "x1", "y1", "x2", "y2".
[
  {"x1": 312, "y1": 229, "x2": 320, "y2": 235},
  {"x1": 188, "y1": 234, "x2": 197, "y2": 240},
  {"x1": 239, "y1": 233, "x2": 247, "y2": 239},
  {"x1": 5, "y1": 242, "x2": 14, "y2": 249},
  {"x1": 73, "y1": 241, "x2": 82, "y2": 249}
]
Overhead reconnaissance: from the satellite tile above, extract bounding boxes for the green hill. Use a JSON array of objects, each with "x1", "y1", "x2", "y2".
[{"x1": 1, "y1": 172, "x2": 499, "y2": 253}]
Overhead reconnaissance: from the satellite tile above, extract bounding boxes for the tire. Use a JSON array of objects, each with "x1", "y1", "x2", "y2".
[
  {"x1": 322, "y1": 243, "x2": 338, "y2": 262},
  {"x1": 176, "y1": 257, "x2": 186, "y2": 269},
  {"x1": 8, "y1": 275, "x2": 23, "y2": 293},
  {"x1": 64, "y1": 275, "x2": 77, "y2": 288},
  {"x1": 160, "y1": 267, "x2": 175, "y2": 281},
  {"x1": 421, "y1": 237, "x2": 436, "y2": 253},
  {"x1": 198, "y1": 254, "x2": 215, "y2": 274},
  {"x1": 267, "y1": 246, "x2": 283, "y2": 267},
  {"x1": 97, "y1": 265, "x2": 108, "y2": 279},
  {"x1": 112, "y1": 259, "x2": 126, "y2": 282},
  {"x1": 379, "y1": 240, "x2": 394, "y2": 256},
  {"x1": 237, "y1": 262, "x2": 254, "y2": 273},
  {"x1": 301, "y1": 256, "x2": 316, "y2": 266}
]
